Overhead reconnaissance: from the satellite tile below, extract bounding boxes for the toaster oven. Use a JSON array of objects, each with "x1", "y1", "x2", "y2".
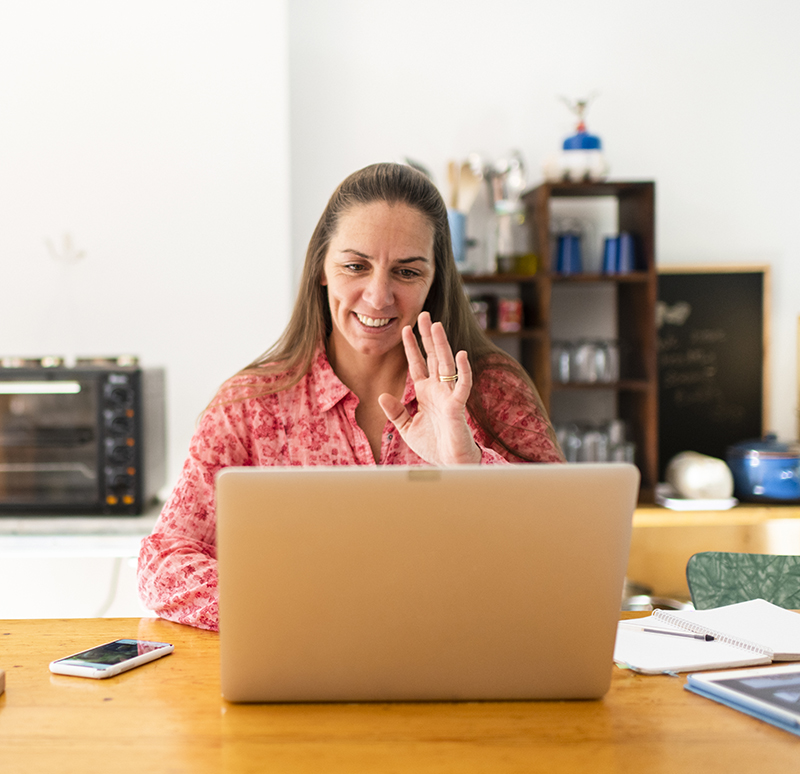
[{"x1": 0, "y1": 357, "x2": 166, "y2": 515}]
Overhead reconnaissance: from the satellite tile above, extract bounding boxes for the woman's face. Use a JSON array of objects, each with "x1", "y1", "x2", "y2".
[{"x1": 322, "y1": 201, "x2": 435, "y2": 361}]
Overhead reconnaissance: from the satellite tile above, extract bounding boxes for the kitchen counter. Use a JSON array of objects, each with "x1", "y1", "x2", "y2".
[
  {"x1": 0, "y1": 504, "x2": 162, "y2": 619},
  {"x1": 0, "y1": 503, "x2": 160, "y2": 540},
  {"x1": 628, "y1": 502, "x2": 800, "y2": 600},
  {"x1": 4, "y1": 499, "x2": 800, "y2": 614}
]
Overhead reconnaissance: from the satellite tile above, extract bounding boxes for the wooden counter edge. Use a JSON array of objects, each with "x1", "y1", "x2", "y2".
[{"x1": 634, "y1": 503, "x2": 800, "y2": 528}]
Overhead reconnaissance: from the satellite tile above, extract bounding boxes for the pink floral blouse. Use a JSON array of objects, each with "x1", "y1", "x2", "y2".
[{"x1": 138, "y1": 349, "x2": 563, "y2": 630}]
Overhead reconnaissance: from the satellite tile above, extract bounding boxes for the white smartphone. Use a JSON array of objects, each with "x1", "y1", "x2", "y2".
[{"x1": 49, "y1": 638, "x2": 174, "y2": 679}]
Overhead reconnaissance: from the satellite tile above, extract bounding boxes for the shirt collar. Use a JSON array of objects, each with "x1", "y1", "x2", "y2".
[
  {"x1": 310, "y1": 346, "x2": 417, "y2": 412},
  {"x1": 310, "y1": 347, "x2": 350, "y2": 412}
]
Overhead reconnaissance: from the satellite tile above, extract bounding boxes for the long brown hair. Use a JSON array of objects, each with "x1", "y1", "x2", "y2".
[{"x1": 226, "y1": 162, "x2": 556, "y2": 461}]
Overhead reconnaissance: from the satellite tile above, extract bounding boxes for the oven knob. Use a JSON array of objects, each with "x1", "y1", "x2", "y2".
[
  {"x1": 108, "y1": 444, "x2": 134, "y2": 464},
  {"x1": 104, "y1": 384, "x2": 133, "y2": 408},
  {"x1": 105, "y1": 469, "x2": 136, "y2": 508},
  {"x1": 106, "y1": 415, "x2": 134, "y2": 436}
]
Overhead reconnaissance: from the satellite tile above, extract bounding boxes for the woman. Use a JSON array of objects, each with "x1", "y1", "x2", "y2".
[{"x1": 138, "y1": 162, "x2": 563, "y2": 631}]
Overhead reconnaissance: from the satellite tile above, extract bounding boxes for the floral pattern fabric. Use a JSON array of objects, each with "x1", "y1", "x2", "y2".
[{"x1": 138, "y1": 348, "x2": 563, "y2": 631}]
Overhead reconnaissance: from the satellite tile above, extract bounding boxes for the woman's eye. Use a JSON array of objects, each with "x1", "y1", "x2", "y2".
[
  {"x1": 344, "y1": 263, "x2": 365, "y2": 272},
  {"x1": 398, "y1": 268, "x2": 420, "y2": 278}
]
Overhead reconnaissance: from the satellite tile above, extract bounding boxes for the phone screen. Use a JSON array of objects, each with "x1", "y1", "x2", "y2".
[{"x1": 58, "y1": 639, "x2": 165, "y2": 667}]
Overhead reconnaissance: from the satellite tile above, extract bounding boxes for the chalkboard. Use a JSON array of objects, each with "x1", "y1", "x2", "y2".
[{"x1": 657, "y1": 268, "x2": 767, "y2": 479}]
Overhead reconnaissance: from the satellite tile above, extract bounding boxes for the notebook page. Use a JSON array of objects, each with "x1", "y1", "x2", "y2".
[
  {"x1": 654, "y1": 600, "x2": 800, "y2": 661},
  {"x1": 613, "y1": 616, "x2": 771, "y2": 674}
]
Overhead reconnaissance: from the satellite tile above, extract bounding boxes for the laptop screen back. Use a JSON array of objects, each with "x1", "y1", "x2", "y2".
[{"x1": 217, "y1": 463, "x2": 638, "y2": 702}]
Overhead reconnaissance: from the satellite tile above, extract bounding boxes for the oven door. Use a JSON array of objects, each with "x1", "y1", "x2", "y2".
[{"x1": 0, "y1": 375, "x2": 102, "y2": 512}]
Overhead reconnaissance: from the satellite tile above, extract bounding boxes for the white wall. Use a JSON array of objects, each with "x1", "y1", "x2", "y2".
[
  {"x1": 289, "y1": 0, "x2": 800, "y2": 442},
  {"x1": 2, "y1": 0, "x2": 798, "y2": 488},
  {"x1": 0, "y1": 0, "x2": 292, "y2": 487}
]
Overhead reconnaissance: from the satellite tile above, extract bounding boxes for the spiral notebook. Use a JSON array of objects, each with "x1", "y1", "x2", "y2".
[{"x1": 614, "y1": 599, "x2": 800, "y2": 674}]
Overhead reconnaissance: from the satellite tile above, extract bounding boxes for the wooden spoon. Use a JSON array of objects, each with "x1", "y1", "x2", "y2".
[
  {"x1": 447, "y1": 160, "x2": 460, "y2": 209},
  {"x1": 456, "y1": 161, "x2": 482, "y2": 213}
]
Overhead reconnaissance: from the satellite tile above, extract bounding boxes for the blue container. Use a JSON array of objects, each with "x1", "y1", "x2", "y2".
[
  {"x1": 447, "y1": 208, "x2": 467, "y2": 271},
  {"x1": 617, "y1": 232, "x2": 636, "y2": 273},
  {"x1": 563, "y1": 131, "x2": 602, "y2": 150},
  {"x1": 556, "y1": 233, "x2": 582, "y2": 275},
  {"x1": 726, "y1": 435, "x2": 800, "y2": 503},
  {"x1": 602, "y1": 236, "x2": 618, "y2": 274}
]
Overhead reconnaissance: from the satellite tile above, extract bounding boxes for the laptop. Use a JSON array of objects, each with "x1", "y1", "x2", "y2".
[{"x1": 216, "y1": 463, "x2": 639, "y2": 703}]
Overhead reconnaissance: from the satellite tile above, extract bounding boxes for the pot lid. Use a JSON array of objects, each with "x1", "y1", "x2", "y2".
[{"x1": 727, "y1": 433, "x2": 800, "y2": 458}]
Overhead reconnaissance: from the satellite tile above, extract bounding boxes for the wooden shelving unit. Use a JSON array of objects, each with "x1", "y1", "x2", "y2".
[{"x1": 462, "y1": 181, "x2": 658, "y2": 501}]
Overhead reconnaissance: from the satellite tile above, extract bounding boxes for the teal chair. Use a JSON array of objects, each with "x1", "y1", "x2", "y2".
[{"x1": 686, "y1": 552, "x2": 800, "y2": 610}]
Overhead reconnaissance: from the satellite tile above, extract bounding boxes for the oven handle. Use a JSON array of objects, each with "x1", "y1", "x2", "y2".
[{"x1": 0, "y1": 463, "x2": 97, "y2": 480}]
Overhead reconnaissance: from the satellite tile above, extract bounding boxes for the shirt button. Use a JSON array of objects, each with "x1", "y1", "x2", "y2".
[{"x1": 387, "y1": 433, "x2": 393, "y2": 441}]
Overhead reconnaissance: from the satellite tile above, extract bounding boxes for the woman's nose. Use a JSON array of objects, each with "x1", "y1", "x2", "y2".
[{"x1": 362, "y1": 271, "x2": 394, "y2": 309}]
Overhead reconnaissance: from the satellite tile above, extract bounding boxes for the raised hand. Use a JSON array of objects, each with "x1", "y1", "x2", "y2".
[{"x1": 378, "y1": 311, "x2": 481, "y2": 465}]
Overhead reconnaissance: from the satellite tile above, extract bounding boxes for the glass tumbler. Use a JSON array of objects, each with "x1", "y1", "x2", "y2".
[
  {"x1": 551, "y1": 342, "x2": 571, "y2": 383},
  {"x1": 571, "y1": 341, "x2": 598, "y2": 383}
]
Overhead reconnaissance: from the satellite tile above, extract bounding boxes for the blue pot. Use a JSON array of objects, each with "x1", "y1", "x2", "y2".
[{"x1": 726, "y1": 435, "x2": 800, "y2": 503}]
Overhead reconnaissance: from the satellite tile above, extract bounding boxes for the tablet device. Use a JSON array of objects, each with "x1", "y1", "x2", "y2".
[{"x1": 687, "y1": 663, "x2": 800, "y2": 735}]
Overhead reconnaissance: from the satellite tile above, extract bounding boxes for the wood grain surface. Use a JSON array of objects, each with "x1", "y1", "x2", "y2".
[{"x1": 1, "y1": 615, "x2": 798, "y2": 773}]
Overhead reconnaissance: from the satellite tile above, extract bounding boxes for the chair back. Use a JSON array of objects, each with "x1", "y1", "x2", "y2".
[{"x1": 686, "y1": 551, "x2": 800, "y2": 610}]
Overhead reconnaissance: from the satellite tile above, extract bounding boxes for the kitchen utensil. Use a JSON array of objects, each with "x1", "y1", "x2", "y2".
[
  {"x1": 491, "y1": 152, "x2": 526, "y2": 204},
  {"x1": 447, "y1": 208, "x2": 467, "y2": 270},
  {"x1": 666, "y1": 451, "x2": 735, "y2": 500},
  {"x1": 617, "y1": 232, "x2": 636, "y2": 273},
  {"x1": 456, "y1": 161, "x2": 482, "y2": 214},
  {"x1": 599, "y1": 340, "x2": 620, "y2": 382},
  {"x1": 551, "y1": 342, "x2": 571, "y2": 383},
  {"x1": 602, "y1": 236, "x2": 618, "y2": 274},
  {"x1": 580, "y1": 428, "x2": 609, "y2": 463},
  {"x1": 726, "y1": 435, "x2": 800, "y2": 503},
  {"x1": 469, "y1": 298, "x2": 489, "y2": 330},
  {"x1": 556, "y1": 233, "x2": 582, "y2": 275},
  {"x1": 497, "y1": 298, "x2": 522, "y2": 332},
  {"x1": 447, "y1": 160, "x2": 459, "y2": 209}
]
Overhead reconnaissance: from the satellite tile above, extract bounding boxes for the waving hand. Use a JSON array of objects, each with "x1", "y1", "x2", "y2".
[{"x1": 378, "y1": 312, "x2": 481, "y2": 465}]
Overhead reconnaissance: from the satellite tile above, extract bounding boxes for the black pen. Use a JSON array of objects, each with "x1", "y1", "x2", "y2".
[{"x1": 620, "y1": 624, "x2": 715, "y2": 642}]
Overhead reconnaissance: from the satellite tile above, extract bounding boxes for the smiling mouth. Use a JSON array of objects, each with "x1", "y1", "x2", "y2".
[{"x1": 355, "y1": 313, "x2": 393, "y2": 328}]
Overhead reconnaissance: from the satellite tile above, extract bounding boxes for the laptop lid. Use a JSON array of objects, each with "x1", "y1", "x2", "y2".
[{"x1": 217, "y1": 463, "x2": 639, "y2": 703}]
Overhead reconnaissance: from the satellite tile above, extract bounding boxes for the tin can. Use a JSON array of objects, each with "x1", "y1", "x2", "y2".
[{"x1": 497, "y1": 298, "x2": 523, "y2": 333}]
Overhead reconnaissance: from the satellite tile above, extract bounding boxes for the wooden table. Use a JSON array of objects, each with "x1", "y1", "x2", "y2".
[{"x1": 1, "y1": 616, "x2": 798, "y2": 772}]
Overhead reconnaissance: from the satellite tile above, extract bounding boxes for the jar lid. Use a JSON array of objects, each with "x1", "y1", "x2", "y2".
[{"x1": 563, "y1": 132, "x2": 602, "y2": 150}]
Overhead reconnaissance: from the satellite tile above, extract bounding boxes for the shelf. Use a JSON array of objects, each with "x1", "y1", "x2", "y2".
[
  {"x1": 460, "y1": 273, "x2": 540, "y2": 284},
  {"x1": 550, "y1": 271, "x2": 652, "y2": 284},
  {"x1": 524, "y1": 180, "x2": 658, "y2": 501},
  {"x1": 552, "y1": 380, "x2": 653, "y2": 393},
  {"x1": 461, "y1": 181, "x2": 658, "y2": 501},
  {"x1": 528, "y1": 180, "x2": 655, "y2": 198},
  {"x1": 484, "y1": 328, "x2": 546, "y2": 340},
  {"x1": 462, "y1": 271, "x2": 653, "y2": 285}
]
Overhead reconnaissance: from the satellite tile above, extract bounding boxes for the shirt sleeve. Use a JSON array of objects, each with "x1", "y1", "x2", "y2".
[
  {"x1": 469, "y1": 364, "x2": 565, "y2": 464},
  {"x1": 137, "y1": 393, "x2": 262, "y2": 631}
]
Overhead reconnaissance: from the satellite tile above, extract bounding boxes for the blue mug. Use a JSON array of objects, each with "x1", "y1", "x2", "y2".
[
  {"x1": 602, "y1": 236, "x2": 619, "y2": 274},
  {"x1": 447, "y1": 209, "x2": 467, "y2": 271},
  {"x1": 617, "y1": 232, "x2": 636, "y2": 273},
  {"x1": 556, "y1": 233, "x2": 582, "y2": 275}
]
